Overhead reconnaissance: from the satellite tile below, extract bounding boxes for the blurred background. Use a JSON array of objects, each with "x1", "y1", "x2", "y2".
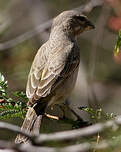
[{"x1": 0, "y1": 0, "x2": 121, "y2": 140}]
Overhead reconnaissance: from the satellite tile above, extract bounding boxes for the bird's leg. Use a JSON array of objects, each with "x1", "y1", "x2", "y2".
[
  {"x1": 44, "y1": 113, "x2": 59, "y2": 120},
  {"x1": 44, "y1": 105, "x2": 63, "y2": 120}
]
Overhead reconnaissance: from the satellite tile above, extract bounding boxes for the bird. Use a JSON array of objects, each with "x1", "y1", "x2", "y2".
[{"x1": 15, "y1": 10, "x2": 95, "y2": 143}]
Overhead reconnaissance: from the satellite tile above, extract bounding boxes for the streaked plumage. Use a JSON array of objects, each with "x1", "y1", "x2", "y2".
[{"x1": 15, "y1": 10, "x2": 94, "y2": 143}]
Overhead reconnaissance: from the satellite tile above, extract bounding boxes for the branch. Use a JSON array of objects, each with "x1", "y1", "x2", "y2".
[
  {"x1": 0, "y1": 20, "x2": 52, "y2": 51},
  {"x1": 1, "y1": 115, "x2": 121, "y2": 151},
  {"x1": 34, "y1": 116, "x2": 120, "y2": 144},
  {"x1": 78, "y1": 0, "x2": 103, "y2": 14},
  {"x1": 0, "y1": 138, "x2": 120, "y2": 152},
  {"x1": 0, "y1": 141, "x2": 92, "y2": 152},
  {"x1": 0, "y1": 122, "x2": 32, "y2": 141},
  {"x1": 0, "y1": 140, "x2": 91, "y2": 152},
  {"x1": 0, "y1": 115, "x2": 121, "y2": 145},
  {"x1": 0, "y1": 0, "x2": 104, "y2": 51}
]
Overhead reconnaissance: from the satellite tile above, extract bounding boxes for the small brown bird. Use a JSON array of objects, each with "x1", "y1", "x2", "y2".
[{"x1": 15, "y1": 10, "x2": 94, "y2": 143}]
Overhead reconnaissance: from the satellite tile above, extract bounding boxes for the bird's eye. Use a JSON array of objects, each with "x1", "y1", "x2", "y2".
[{"x1": 75, "y1": 16, "x2": 86, "y2": 22}]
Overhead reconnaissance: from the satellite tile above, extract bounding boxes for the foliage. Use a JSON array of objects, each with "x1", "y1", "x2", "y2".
[
  {"x1": 0, "y1": 72, "x2": 116, "y2": 128},
  {"x1": 114, "y1": 30, "x2": 121, "y2": 56},
  {"x1": 0, "y1": 73, "x2": 120, "y2": 151},
  {"x1": 0, "y1": 73, "x2": 27, "y2": 120},
  {"x1": 79, "y1": 106, "x2": 115, "y2": 123}
]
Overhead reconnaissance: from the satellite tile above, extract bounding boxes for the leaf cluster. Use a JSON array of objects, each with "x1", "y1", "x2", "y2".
[
  {"x1": 79, "y1": 107, "x2": 115, "y2": 123},
  {"x1": 0, "y1": 73, "x2": 27, "y2": 120},
  {"x1": 114, "y1": 30, "x2": 121, "y2": 56}
]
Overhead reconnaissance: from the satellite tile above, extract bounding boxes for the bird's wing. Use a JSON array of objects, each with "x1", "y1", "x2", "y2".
[
  {"x1": 26, "y1": 43, "x2": 48, "y2": 100},
  {"x1": 26, "y1": 43, "x2": 80, "y2": 105}
]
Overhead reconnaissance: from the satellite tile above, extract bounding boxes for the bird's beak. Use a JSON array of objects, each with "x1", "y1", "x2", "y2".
[{"x1": 86, "y1": 20, "x2": 95, "y2": 30}]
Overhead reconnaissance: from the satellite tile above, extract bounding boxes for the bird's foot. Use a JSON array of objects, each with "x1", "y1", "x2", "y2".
[{"x1": 44, "y1": 113, "x2": 59, "y2": 120}]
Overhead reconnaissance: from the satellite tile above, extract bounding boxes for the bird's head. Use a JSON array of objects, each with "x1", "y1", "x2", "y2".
[{"x1": 52, "y1": 10, "x2": 95, "y2": 36}]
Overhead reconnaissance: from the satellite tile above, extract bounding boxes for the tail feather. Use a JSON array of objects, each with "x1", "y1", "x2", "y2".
[
  {"x1": 15, "y1": 107, "x2": 42, "y2": 144},
  {"x1": 31, "y1": 115, "x2": 42, "y2": 135}
]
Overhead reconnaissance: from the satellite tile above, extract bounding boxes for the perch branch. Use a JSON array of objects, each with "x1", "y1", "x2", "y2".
[
  {"x1": 0, "y1": 115, "x2": 121, "y2": 145},
  {"x1": 0, "y1": 138, "x2": 120, "y2": 152},
  {"x1": 0, "y1": 122, "x2": 32, "y2": 141}
]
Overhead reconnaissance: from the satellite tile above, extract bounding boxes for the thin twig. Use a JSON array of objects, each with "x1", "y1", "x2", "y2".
[
  {"x1": 0, "y1": 0, "x2": 103, "y2": 51},
  {"x1": 35, "y1": 116, "x2": 119, "y2": 144},
  {"x1": 0, "y1": 122, "x2": 32, "y2": 140},
  {"x1": 0, "y1": 116, "x2": 121, "y2": 145},
  {"x1": 0, "y1": 138, "x2": 120, "y2": 152},
  {"x1": 0, "y1": 20, "x2": 52, "y2": 51}
]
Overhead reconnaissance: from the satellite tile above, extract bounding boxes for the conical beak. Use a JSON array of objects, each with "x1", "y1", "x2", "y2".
[{"x1": 86, "y1": 20, "x2": 95, "y2": 30}]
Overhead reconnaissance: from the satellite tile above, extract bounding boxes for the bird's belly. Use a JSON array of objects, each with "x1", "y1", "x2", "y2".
[{"x1": 48, "y1": 67, "x2": 79, "y2": 106}]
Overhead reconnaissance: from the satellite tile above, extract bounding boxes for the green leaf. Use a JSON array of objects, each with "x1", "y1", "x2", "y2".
[
  {"x1": 79, "y1": 106, "x2": 115, "y2": 122},
  {"x1": 114, "y1": 30, "x2": 121, "y2": 56},
  {"x1": 13, "y1": 91, "x2": 28, "y2": 101},
  {"x1": 0, "y1": 72, "x2": 27, "y2": 120},
  {"x1": 0, "y1": 73, "x2": 4, "y2": 82}
]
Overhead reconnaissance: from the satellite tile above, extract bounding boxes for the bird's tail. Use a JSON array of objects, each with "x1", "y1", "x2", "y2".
[{"x1": 15, "y1": 107, "x2": 42, "y2": 144}]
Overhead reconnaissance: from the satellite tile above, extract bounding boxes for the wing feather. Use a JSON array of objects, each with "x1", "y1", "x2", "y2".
[
  {"x1": 26, "y1": 42, "x2": 80, "y2": 105},
  {"x1": 26, "y1": 43, "x2": 48, "y2": 99}
]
